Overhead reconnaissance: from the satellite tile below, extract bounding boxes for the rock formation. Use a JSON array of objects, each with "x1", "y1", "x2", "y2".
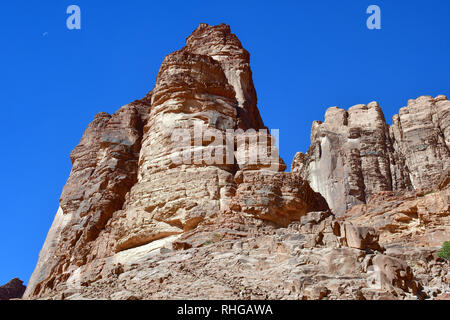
[
  {"x1": 25, "y1": 98, "x2": 150, "y2": 297},
  {"x1": 24, "y1": 23, "x2": 449, "y2": 300},
  {"x1": 343, "y1": 182, "x2": 450, "y2": 298},
  {"x1": 0, "y1": 278, "x2": 26, "y2": 300},
  {"x1": 290, "y1": 95, "x2": 450, "y2": 299},
  {"x1": 24, "y1": 24, "x2": 328, "y2": 299},
  {"x1": 292, "y1": 96, "x2": 450, "y2": 216}
]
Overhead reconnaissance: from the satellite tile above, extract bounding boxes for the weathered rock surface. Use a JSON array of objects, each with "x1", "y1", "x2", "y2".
[
  {"x1": 24, "y1": 24, "x2": 327, "y2": 300},
  {"x1": 0, "y1": 278, "x2": 26, "y2": 300},
  {"x1": 343, "y1": 178, "x2": 450, "y2": 297},
  {"x1": 24, "y1": 23, "x2": 449, "y2": 300},
  {"x1": 25, "y1": 213, "x2": 424, "y2": 300},
  {"x1": 292, "y1": 96, "x2": 450, "y2": 299},
  {"x1": 25, "y1": 99, "x2": 150, "y2": 298},
  {"x1": 391, "y1": 95, "x2": 450, "y2": 191},
  {"x1": 345, "y1": 188, "x2": 450, "y2": 248},
  {"x1": 292, "y1": 102, "x2": 393, "y2": 215},
  {"x1": 293, "y1": 95, "x2": 450, "y2": 216},
  {"x1": 185, "y1": 23, "x2": 265, "y2": 131},
  {"x1": 112, "y1": 23, "x2": 289, "y2": 254},
  {"x1": 230, "y1": 171, "x2": 328, "y2": 227}
]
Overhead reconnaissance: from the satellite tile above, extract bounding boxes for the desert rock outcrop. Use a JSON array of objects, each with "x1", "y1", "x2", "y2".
[
  {"x1": 0, "y1": 278, "x2": 26, "y2": 300},
  {"x1": 24, "y1": 23, "x2": 449, "y2": 300},
  {"x1": 26, "y1": 212, "x2": 422, "y2": 300},
  {"x1": 292, "y1": 96, "x2": 450, "y2": 216},
  {"x1": 24, "y1": 24, "x2": 328, "y2": 299},
  {"x1": 25, "y1": 99, "x2": 150, "y2": 298}
]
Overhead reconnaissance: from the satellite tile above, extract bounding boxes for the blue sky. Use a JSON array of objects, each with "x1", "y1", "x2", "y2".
[{"x1": 0, "y1": 0, "x2": 449, "y2": 285}]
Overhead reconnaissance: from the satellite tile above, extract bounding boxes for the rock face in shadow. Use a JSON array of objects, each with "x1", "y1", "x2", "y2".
[
  {"x1": 24, "y1": 99, "x2": 150, "y2": 298},
  {"x1": 292, "y1": 96, "x2": 450, "y2": 216},
  {"x1": 0, "y1": 278, "x2": 26, "y2": 300}
]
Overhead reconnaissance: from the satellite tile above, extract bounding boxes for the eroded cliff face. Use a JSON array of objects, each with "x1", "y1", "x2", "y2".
[
  {"x1": 0, "y1": 278, "x2": 26, "y2": 300},
  {"x1": 24, "y1": 24, "x2": 328, "y2": 299},
  {"x1": 391, "y1": 95, "x2": 450, "y2": 191},
  {"x1": 292, "y1": 95, "x2": 450, "y2": 216},
  {"x1": 290, "y1": 96, "x2": 450, "y2": 299},
  {"x1": 112, "y1": 23, "x2": 293, "y2": 254},
  {"x1": 24, "y1": 96, "x2": 151, "y2": 298},
  {"x1": 25, "y1": 24, "x2": 449, "y2": 300}
]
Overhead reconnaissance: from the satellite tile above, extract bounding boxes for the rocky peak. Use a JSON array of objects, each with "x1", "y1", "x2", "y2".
[
  {"x1": 184, "y1": 23, "x2": 264, "y2": 130},
  {"x1": 293, "y1": 101, "x2": 393, "y2": 215},
  {"x1": 24, "y1": 24, "x2": 325, "y2": 299},
  {"x1": 0, "y1": 278, "x2": 26, "y2": 300},
  {"x1": 293, "y1": 95, "x2": 449, "y2": 216},
  {"x1": 23, "y1": 24, "x2": 449, "y2": 301}
]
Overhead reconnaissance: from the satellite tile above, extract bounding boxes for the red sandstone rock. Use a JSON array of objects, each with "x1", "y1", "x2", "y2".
[
  {"x1": 25, "y1": 100, "x2": 149, "y2": 298},
  {"x1": 0, "y1": 278, "x2": 26, "y2": 300},
  {"x1": 24, "y1": 24, "x2": 318, "y2": 299},
  {"x1": 24, "y1": 23, "x2": 449, "y2": 301},
  {"x1": 293, "y1": 96, "x2": 450, "y2": 216}
]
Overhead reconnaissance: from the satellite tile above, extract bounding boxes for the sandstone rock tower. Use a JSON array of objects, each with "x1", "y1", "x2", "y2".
[
  {"x1": 292, "y1": 96, "x2": 450, "y2": 216},
  {"x1": 24, "y1": 24, "x2": 449, "y2": 301},
  {"x1": 25, "y1": 24, "x2": 327, "y2": 299}
]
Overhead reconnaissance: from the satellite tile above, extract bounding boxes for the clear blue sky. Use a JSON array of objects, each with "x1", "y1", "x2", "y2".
[{"x1": 0, "y1": 0, "x2": 449, "y2": 285}]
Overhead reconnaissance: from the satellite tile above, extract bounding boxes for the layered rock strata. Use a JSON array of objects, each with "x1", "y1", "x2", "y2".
[
  {"x1": 26, "y1": 212, "x2": 425, "y2": 300},
  {"x1": 24, "y1": 23, "x2": 449, "y2": 300},
  {"x1": 25, "y1": 99, "x2": 150, "y2": 297},
  {"x1": 25, "y1": 24, "x2": 327, "y2": 299},
  {"x1": 293, "y1": 95, "x2": 450, "y2": 216},
  {"x1": 0, "y1": 278, "x2": 26, "y2": 300}
]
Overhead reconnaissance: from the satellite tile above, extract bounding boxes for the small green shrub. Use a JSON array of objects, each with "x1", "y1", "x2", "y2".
[
  {"x1": 438, "y1": 241, "x2": 450, "y2": 260},
  {"x1": 203, "y1": 233, "x2": 223, "y2": 247},
  {"x1": 203, "y1": 239, "x2": 214, "y2": 246},
  {"x1": 213, "y1": 233, "x2": 223, "y2": 241}
]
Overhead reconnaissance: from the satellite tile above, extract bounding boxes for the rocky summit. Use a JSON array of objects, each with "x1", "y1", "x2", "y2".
[
  {"x1": 24, "y1": 23, "x2": 449, "y2": 300},
  {"x1": 292, "y1": 96, "x2": 450, "y2": 216},
  {"x1": 0, "y1": 278, "x2": 26, "y2": 300}
]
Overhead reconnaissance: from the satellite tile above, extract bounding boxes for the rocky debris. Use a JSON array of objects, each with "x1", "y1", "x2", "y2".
[
  {"x1": 345, "y1": 188, "x2": 450, "y2": 248},
  {"x1": 343, "y1": 176, "x2": 450, "y2": 299},
  {"x1": 341, "y1": 223, "x2": 382, "y2": 251},
  {"x1": 293, "y1": 96, "x2": 450, "y2": 216},
  {"x1": 27, "y1": 212, "x2": 423, "y2": 300},
  {"x1": 384, "y1": 246, "x2": 449, "y2": 299},
  {"x1": 0, "y1": 278, "x2": 26, "y2": 300}
]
